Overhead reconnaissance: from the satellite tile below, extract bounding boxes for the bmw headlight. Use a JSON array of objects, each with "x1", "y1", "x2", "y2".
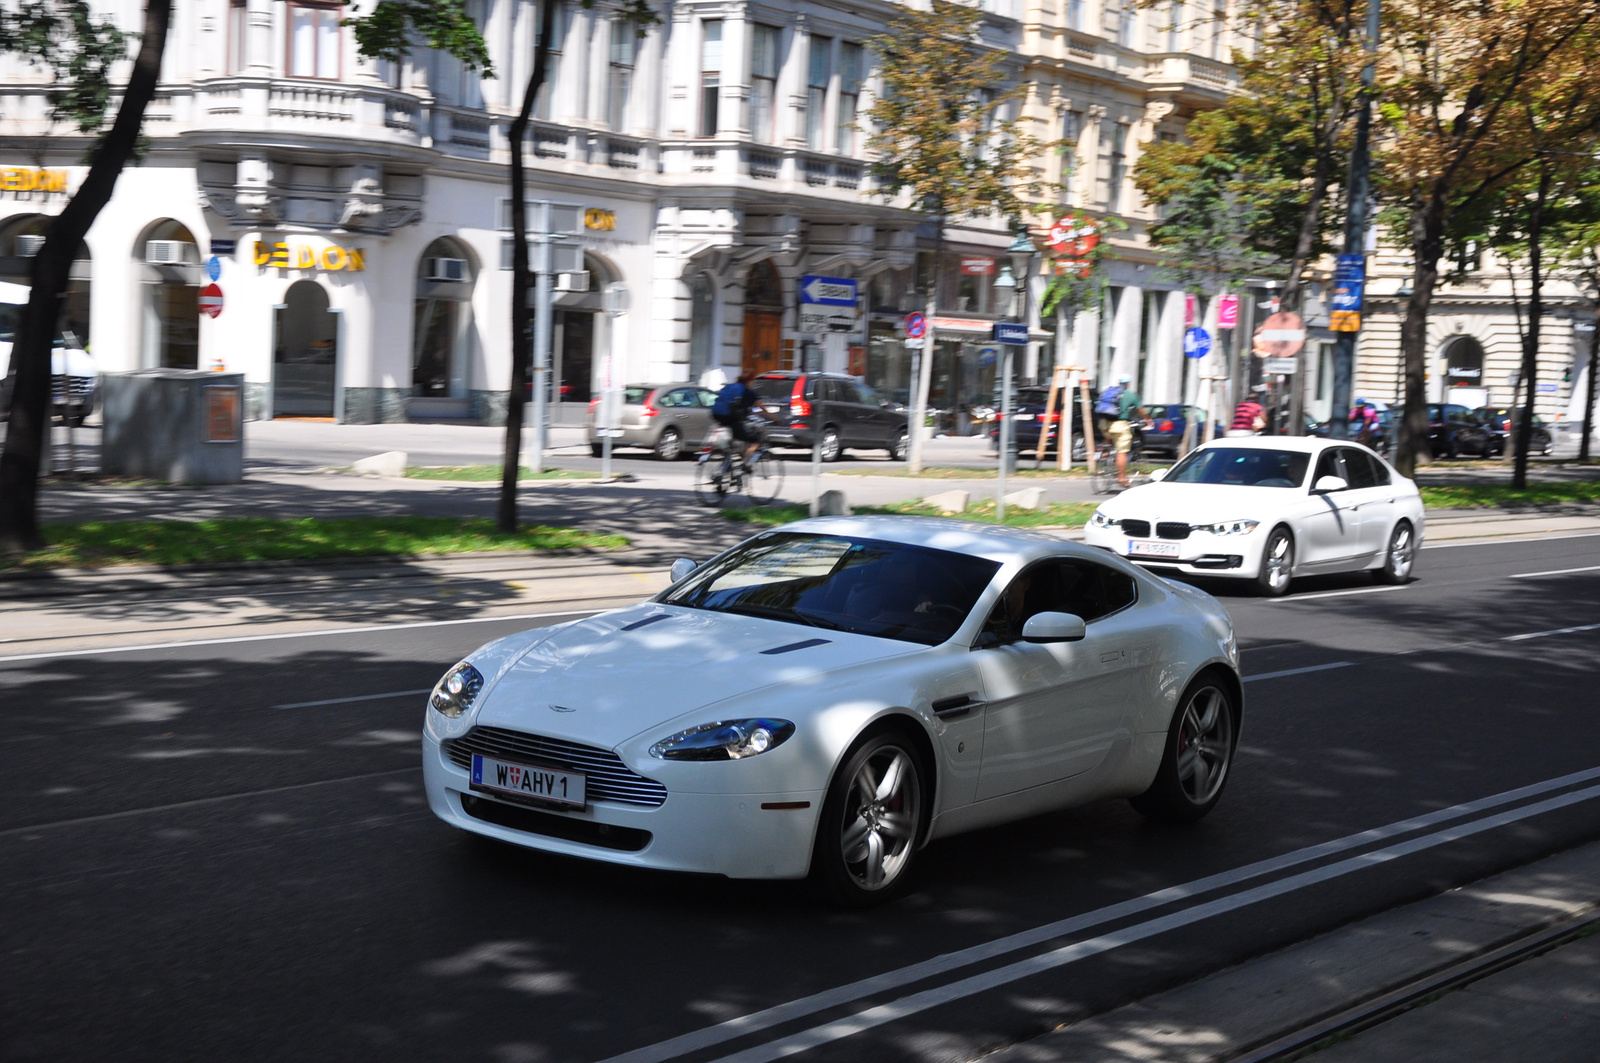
[
  {"x1": 430, "y1": 662, "x2": 485, "y2": 718},
  {"x1": 1194, "y1": 519, "x2": 1260, "y2": 536},
  {"x1": 649, "y1": 719, "x2": 796, "y2": 761},
  {"x1": 1088, "y1": 510, "x2": 1117, "y2": 529}
]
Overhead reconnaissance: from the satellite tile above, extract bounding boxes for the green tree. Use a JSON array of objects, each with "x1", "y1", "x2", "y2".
[{"x1": 864, "y1": 0, "x2": 1043, "y2": 474}]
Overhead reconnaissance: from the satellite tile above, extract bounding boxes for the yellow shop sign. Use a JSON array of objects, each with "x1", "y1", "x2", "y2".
[
  {"x1": 1, "y1": 168, "x2": 68, "y2": 193},
  {"x1": 253, "y1": 240, "x2": 366, "y2": 271}
]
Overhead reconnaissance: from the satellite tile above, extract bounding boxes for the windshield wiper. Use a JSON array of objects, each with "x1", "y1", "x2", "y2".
[{"x1": 720, "y1": 603, "x2": 822, "y2": 628}]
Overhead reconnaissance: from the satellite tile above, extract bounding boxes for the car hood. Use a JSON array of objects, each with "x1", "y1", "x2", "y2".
[
  {"x1": 1100, "y1": 481, "x2": 1304, "y2": 523},
  {"x1": 472, "y1": 603, "x2": 920, "y2": 748}
]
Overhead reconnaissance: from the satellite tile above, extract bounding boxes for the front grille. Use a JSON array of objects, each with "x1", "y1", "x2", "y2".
[
  {"x1": 461, "y1": 793, "x2": 652, "y2": 851},
  {"x1": 1120, "y1": 519, "x2": 1151, "y2": 538},
  {"x1": 444, "y1": 726, "x2": 668, "y2": 807},
  {"x1": 1157, "y1": 522, "x2": 1192, "y2": 540}
]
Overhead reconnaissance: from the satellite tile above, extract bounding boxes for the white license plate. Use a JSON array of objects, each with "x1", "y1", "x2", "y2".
[
  {"x1": 471, "y1": 753, "x2": 586, "y2": 809},
  {"x1": 1128, "y1": 540, "x2": 1181, "y2": 559},
  {"x1": 764, "y1": 404, "x2": 781, "y2": 414}
]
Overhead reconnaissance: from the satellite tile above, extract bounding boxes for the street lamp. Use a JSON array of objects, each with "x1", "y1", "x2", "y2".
[{"x1": 994, "y1": 233, "x2": 1037, "y2": 517}]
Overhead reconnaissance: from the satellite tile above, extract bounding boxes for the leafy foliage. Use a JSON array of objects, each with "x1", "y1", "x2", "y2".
[
  {"x1": 344, "y1": 0, "x2": 493, "y2": 73},
  {"x1": 1039, "y1": 214, "x2": 1128, "y2": 319}
]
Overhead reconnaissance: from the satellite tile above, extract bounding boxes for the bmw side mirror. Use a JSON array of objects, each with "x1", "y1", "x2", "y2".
[
  {"x1": 669, "y1": 558, "x2": 698, "y2": 583},
  {"x1": 1021, "y1": 612, "x2": 1087, "y2": 643},
  {"x1": 1149, "y1": 468, "x2": 1168, "y2": 482},
  {"x1": 1313, "y1": 475, "x2": 1349, "y2": 494}
]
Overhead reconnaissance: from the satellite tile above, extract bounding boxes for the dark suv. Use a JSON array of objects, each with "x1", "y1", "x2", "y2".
[
  {"x1": 752, "y1": 372, "x2": 909, "y2": 461},
  {"x1": 1426, "y1": 403, "x2": 1493, "y2": 459},
  {"x1": 1474, "y1": 407, "x2": 1553, "y2": 457}
]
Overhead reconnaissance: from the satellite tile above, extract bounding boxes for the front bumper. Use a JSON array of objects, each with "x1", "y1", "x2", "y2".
[
  {"x1": 423, "y1": 733, "x2": 823, "y2": 879},
  {"x1": 1083, "y1": 523, "x2": 1266, "y2": 579}
]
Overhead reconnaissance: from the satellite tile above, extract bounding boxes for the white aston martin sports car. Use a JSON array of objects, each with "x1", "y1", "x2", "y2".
[
  {"x1": 1082, "y1": 437, "x2": 1425, "y2": 597},
  {"x1": 423, "y1": 516, "x2": 1242, "y2": 904}
]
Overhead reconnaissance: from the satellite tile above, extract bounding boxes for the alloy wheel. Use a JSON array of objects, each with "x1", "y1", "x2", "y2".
[
  {"x1": 840, "y1": 745, "x2": 920, "y2": 891},
  {"x1": 820, "y1": 427, "x2": 841, "y2": 462},
  {"x1": 1384, "y1": 523, "x2": 1414, "y2": 582},
  {"x1": 655, "y1": 428, "x2": 682, "y2": 461},
  {"x1": 1262, "y1": 530, "x2": 1293, "y2": 595},
  {"x1": 1175, "y1": 685, "x2": 1234, "y2": 805}
]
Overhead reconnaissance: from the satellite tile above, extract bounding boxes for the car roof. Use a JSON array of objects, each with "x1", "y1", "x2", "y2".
[
  {"x1": 1193, "y1": 435, "x2": 1342, "y2": 455},
  {"x1": 773, "y1": 515, "x2": 1103, "y2": 566}
]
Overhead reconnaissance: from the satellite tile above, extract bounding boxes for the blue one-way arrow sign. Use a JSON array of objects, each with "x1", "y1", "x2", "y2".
[{"x1": 800, "y1": 275, "x2": 858, "y2": 306}]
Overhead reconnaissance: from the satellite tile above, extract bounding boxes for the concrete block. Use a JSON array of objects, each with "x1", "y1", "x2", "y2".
[
  {"x1": 1004, "y1": 487, "x2": 1046, "y2": 511},
  {"x1": 815, "y1": 489, "x2": 851, "y2": 516},
  {"x1": 101, "y1": 370, "x2": 245, "y2": 484},
  {"x1": 924, "y1": 489, "x2": 969, "y2": 514},
  {"x1": 353, "y1": 450, "x2": 407, "y2": 478}
]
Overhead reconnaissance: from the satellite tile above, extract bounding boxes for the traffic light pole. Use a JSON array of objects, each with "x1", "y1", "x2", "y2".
[{"x1": 1329, "y1": 0, "x2": 1380, "y2": 440}]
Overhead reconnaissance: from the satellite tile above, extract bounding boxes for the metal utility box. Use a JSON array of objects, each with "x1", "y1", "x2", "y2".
[{"x1": 101, "y1": 370, "x2": 245, "y2": 484}]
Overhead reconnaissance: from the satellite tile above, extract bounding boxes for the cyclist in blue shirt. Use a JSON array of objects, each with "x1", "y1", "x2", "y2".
[{"x1": 713, "y1": 369, "x2": 763, "y2": 465}]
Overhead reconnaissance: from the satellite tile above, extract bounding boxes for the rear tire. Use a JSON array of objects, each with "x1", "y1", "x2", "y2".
[
  {"x1": 654, "y1": 427, "x2": 683, "y2": 461},
  {"x1": 589, "y1": 442, "x2": 604, "y2": 458},
  {"x1": 810, "y1": 731, "x2": 928, "y2": 906},
  {"x1": 1256, "y1": 526, "x2": 1294, "y2": 597},
  {"x1": 819, "y1": 426, "x2": 842, "y2": 463},
  {"x1": 887, "y1": 428, "x2": 908, "y2": 462},
  {"x1": 1376, "y1": 520, "x2": 1415, "y2": 584},
  {"x1": 1131, "y1": 674, "x2": 1239, "y2": 824}
]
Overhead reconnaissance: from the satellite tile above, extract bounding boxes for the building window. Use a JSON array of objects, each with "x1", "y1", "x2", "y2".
[
  {"x1": 806, "y1": 35, "x2": 831, "y2": 151},
  {"x1": 1117, "y1": 1, "x2": 1136, "y2": 46},
  {"x1": 1167, "y1": 0, "x2": 1182, "y2": 51},
  {"x1": 1061, "y1": 109, "x2": 1081, "y2": 187},
  {"x1": 836, "y1": 42, "x2": 863, "y2": 155},
  {"x1": 227, "y1": 0, "x2": 248, "y2": 73},
  {"x1": 1068, "y1": 0, "x2": 1084, "y2": 30},
  {"x1": 607, "y1": 20, "x2": 635, "y2": 131},
  {"x1": 699, "y1": 20, "x2": 722, "y2": 137},
  {"x1": 1101, "y1": 121, "x2": 1128, "y2": 212},
  {"x1": 288, "y1": 2, "x2": 340, "y2": 79},
  {"x1": 690, "y1": 273, "x2": 715, "y2": 381},
  {"x1": 535, "y1": 2, "x2": 568, "y2": 121},
  {"x1": 750, "y1": 24, "x2": 780, "y2": 144}
]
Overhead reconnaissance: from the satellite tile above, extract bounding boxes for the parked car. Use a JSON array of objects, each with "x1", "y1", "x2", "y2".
[
  {"x1": 753, "y1": 371, "x2": 909, "y2": 461},
  {"x1": 423, "y1": 516, "x2": 1242, "y2": 902},
  {"x1": 1142, "y1": 404, "x2": 1222, "y2": 457},
  {"x1": 1425, "y1": 403, "x2": 1494, "y2": 459},
  {"x1": 0, "y1": 283, "x2": 99, "y2": 426},
  {"x1": 985, "y1": 386, "x2": 1088, "y2": 460},
  {"x1": 1308, "y1": 400, "x2": 1395, "y2": 455},
  {"x1": 1474, "y1": 406, "x2": 1553, "y2": 457},
  {"x1": 1083, "y1": 437, "x2": 1425, "y2": 597},
  {"x1": 584, "y1": 383, "x2": 718, "y2": 461}
]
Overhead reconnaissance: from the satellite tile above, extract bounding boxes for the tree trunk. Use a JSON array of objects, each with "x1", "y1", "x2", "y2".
[
  {"x1": 1394, "y1": 195, "x2": 1448, "y2": 479},
  {"x1": 497, "y1": 0, "x2": 557, "y2": 533},
  {"x1": 1512, "y1": 165, "x2": 1552, "y2": 490},
  {"x1": 0, "y1": 0, "x2": 172, "y2": 553},
  {"x1": 1582, "y1": 297, "x2": 1600, "y2": 463}
]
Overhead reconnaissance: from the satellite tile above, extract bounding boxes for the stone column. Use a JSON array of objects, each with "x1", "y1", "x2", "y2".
[{"x1": 722, "y1": 11, "x2": 750, "y2": 137}]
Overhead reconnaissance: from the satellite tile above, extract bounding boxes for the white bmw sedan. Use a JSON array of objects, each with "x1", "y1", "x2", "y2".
[
  {"x1": 1082, "y1": 437, "x2": 1425, "y2": 596},
  {"x1": 423, "y1": 517, "x2": 1241, "y2": 904}
]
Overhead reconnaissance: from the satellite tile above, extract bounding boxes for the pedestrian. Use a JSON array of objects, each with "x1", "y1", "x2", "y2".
[{"x1": 1229, "y1": 388, "x2": 1267, "y2": 437}]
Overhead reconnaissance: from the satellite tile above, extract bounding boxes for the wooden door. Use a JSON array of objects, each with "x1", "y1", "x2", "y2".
[{"x1": 742, "y1": 310, "x2": 782, "y2": 376}]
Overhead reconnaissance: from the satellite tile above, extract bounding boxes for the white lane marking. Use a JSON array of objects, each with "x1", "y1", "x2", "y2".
[
  {"x1": 274, "y1": 689, "x2": 432, "y2": 710},
  {"x1": 1510, "y1": 564, "x2": 1600, "y2": 579},
  {"x1": 596, "y1": 763, "x2": 1600, "y2": 1063},
  {"x1": 0, "y1": 609, "x2": 596, "y2": 664},
  {"x1": 1272, "y1": 584, "x2": 1411, "y2": 602},
  {"x1": 704, "y1": 781, "x2": 1600, "y2": 1063},
  {"x1": 1502, "y1": 621, "x2": 1600, "y2": 643},
  {"x1": 0, "y1": 768, "x2": 415, "y2": 839},
  {"x1": 1243, "y1": 661, "x2": 1353, "y2": 683}
]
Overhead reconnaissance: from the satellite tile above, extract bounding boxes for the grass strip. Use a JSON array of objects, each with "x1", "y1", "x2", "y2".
[
  {"x1": 719, "y1": 500, "x2": 1098, "y2": 529},
  {"x1": 4, "y1": 517, "x2": 628, "y2": 571},
  {"x1": 1419, "y1": 481, "x2": 1600, "y2": 509},
  {"x1": 404, "y1": 466, "x2": 598, "y2": 481}
]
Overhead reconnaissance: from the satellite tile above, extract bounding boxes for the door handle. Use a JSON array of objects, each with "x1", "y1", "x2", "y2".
[
  {"x1": 1099, "y1": 650, "x2": 1125, "y2": 664},
  {"x1": 931, "y1": 694, "x2": 985, "y2": 718}
]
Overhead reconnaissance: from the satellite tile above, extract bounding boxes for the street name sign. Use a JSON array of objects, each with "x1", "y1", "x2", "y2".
[
  {"x1": 1264, "y1": 357, "x2": 1299, "y2": 374},
  {"x1": 993, "y1": 321, "x2": 1029, "y2": 346}
]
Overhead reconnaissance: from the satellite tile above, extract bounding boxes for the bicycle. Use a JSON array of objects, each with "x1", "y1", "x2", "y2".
[
  {"x1": 694, "y1": 423, "x2": 785, "y2": 506},
  {"x1": 1091, "y1": 436, "x2": 1149, "y2": 494}
]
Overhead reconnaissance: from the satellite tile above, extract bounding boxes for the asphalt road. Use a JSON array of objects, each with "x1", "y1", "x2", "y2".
[{"x1": 5, "y1": 533, "x2": 1600, "y2": 1063}]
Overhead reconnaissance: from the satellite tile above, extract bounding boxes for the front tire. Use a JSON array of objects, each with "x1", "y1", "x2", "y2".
[
  {"x1": 654, "y1": 427, "x2": 683, "y2": 461},
  {"x1": 1376, "y1": 520, "x2": 1415, "y2": 584},
  {"x1": 811, "y1": 731, "x2": 927, "y2": 906},
  {"x1": 1256, "y1": 526, "x2": 1294, "y2": 597},
  {"x1": 1130, "y1": 675, "x2": 1239, "y2": 823},
  {"x1": 887, "y1": 428, "x2": 908, "y2": 462},
  {"x1": 817, "y1": 426, "x2": 842, "y2": 463}
]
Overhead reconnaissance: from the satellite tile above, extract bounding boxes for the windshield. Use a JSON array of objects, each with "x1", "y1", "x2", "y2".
[
  {"x1": 661, "y1": 533, "x2": 1001, "y2": 645},
  {"x1": 1167, "y1": 447, "x2": 1311, "y2": 488}
]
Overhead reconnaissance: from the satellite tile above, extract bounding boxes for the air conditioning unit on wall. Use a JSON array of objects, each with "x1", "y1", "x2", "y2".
[
  {"x1": 554, "y1": 270, "x2": 590, "y2": 293},
  {"x1": 145, "y1": 240, "x2": 193, "y2": 264},
  {"x1": 424, "y1": 257, "x2": 468, "y2": 282}
]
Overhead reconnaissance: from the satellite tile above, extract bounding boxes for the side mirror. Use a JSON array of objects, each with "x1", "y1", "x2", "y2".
[
  {"x1": 1313, "y1": 475, "x2": 1349, "y2": 494},
  {"x1": 1149, "y1": 467, "x2": 1168, "y2": 482},
  {"x1": 1021, "y1": 611, "x2": 1087, "y2": 643},
  {"x1": 669, "y1": 558, "x2": 698, "y2": 583}
]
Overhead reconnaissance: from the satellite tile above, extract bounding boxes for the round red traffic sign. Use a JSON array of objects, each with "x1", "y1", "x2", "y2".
[
  {"x1": 198, "y1": 283, "x2": 224, "y2": 319},
  {"x1": 904, "y1": 311, "x2": 927, "y2": 339}
]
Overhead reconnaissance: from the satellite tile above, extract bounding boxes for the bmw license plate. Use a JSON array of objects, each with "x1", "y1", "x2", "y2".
[
  {"x1": 1128, "y1": 540, "x2": 1181, "y2": 559},
  {"x1": 471, "y1": 754, "x2": 586, "y2": 809}
]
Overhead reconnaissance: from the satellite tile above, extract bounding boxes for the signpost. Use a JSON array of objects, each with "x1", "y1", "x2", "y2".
[
  {"x1": 1184, "y1": 327, "x2": 1212, "y2": 359},
  {"x1": 599, "y1": 282, "x2": 630, "y2": 483},
  {"x1": 198, "y1": 284, "x2": 224, "y2": 319},
  {"x1": 799, "y1": 275, "x2": 858, "y2": 334}
]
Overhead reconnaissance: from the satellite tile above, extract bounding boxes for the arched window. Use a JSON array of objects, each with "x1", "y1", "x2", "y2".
[
  {"x1": 1442, "y1": 335, "x2": 1485, "y2": 390},
  {"x1": 413, "y1": 237, "x2": 477, "y2": 398},
  {"x1": 746, "y1": 260, "x2": 783, "y2": 309},
  {"x1": 135, "y1": 220, "x2": 201, "y2": 369},
  {"x1": 689, "y1": 273, "x2": 715, "y2": 381}
]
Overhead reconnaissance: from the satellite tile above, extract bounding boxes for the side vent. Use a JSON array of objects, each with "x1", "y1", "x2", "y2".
[
  {"x1": 619, "y1": 614, "x2": 672, "y2": 632},
  {"x1": 760, "y1": 638, "x2": 832, "y2": 656}
]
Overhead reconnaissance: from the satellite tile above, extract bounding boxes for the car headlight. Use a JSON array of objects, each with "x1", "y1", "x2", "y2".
[
  {"x1": 1194, "y1": 519, "x2": 1260, "y2": 536},
  {"x1": 430, "y1": 662, "x2": 485, "y2": 718},
  {"x1": 1088, "y1": 510, "x2": 1117, "y2": 529},
  {"x1": 649, "y1": 719, "x2": 796, "y2": 761}
]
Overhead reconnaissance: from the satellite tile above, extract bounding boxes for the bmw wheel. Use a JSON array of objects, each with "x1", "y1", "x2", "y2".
[
  {"x1": 654, "y1": 427, "x2": 683, "y2": 461},
  {"x1": 1256, "y1": 527, "x2": 1294, "y2": 597},
  {"x1": 812, "y1": 731, "x2": 927, "y2": 906},
  {"x1": 1377, "y1": 520, "x2": 1415, "y2": 584},
  {"x1": 1131, "y1": 675, "x2": 1239, "y2": 823}
]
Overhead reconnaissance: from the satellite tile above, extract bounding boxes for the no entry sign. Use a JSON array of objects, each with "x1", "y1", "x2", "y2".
[{"x1": 198, "y1": 283, "x2": 224, "y2": 319}]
